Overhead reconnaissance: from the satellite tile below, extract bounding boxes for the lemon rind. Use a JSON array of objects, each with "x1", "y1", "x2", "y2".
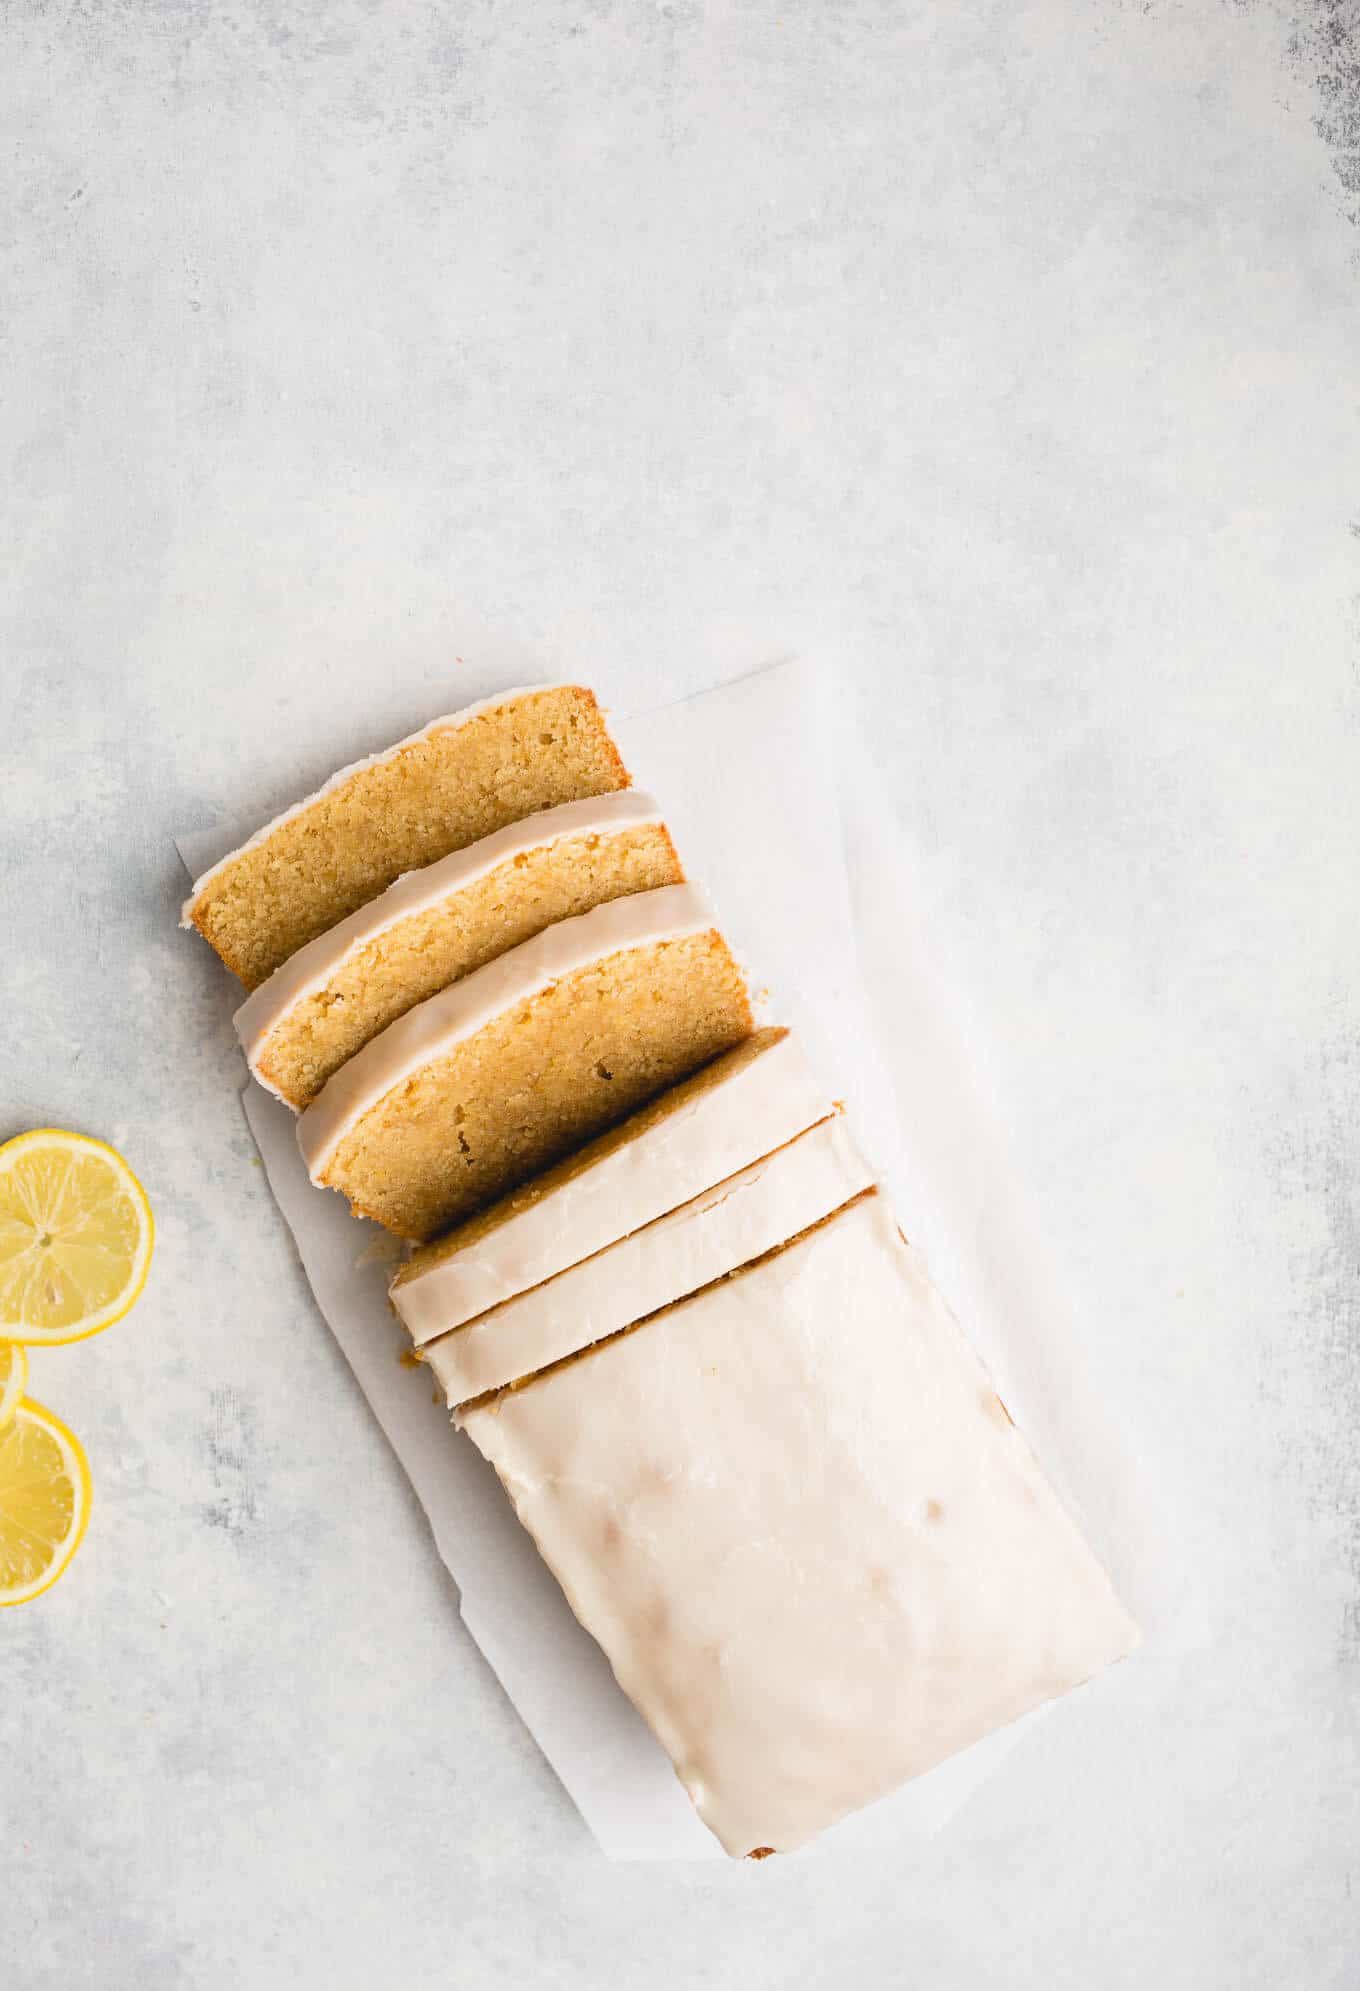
[{"x1": 0, "y1": 1343, "x2": 28, "y2": 1430}]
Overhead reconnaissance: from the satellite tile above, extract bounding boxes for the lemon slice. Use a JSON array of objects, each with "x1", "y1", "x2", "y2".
[
  {"x1": 0, "y1": 1396, "x2": 92, "y2": 1605},
  {"x1": 0, "y1": 1129, "x2": 154, "y2": 1346},
  {"x1": 0, "y1": 1344, "x2": 26, "y2": 1430}
]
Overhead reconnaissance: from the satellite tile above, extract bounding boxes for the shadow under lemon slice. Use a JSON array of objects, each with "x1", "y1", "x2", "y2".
[{"x1": 0, "y1": 1128, "x2": 154, "y2": 1345}]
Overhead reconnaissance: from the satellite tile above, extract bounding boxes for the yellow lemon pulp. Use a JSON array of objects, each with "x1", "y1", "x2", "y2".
[
  {"x1": 0, "y1": 1129, "x2": 154, "y2": 1346},
  {"x1": 0, "y1": 1397, "x2": 92, "y2": 1605},
  {"x1": 0, "y1": 1343, "x2": 27, "y2": 1429}
]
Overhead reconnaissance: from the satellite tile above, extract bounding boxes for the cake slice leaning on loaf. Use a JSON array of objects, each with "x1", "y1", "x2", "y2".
[
  {"x1": 391, "y1": 1026, "x2": 831, "y2": 1346},
  {"x1": 464, "y1": 1189, "x2": 1139, "y2": 1858},
  {"x1": 183, "y1": 683, "x2": 631, "y2": 989},
  {"x1": 297, "y1": 884, "x2": 753, "y2": 1240},
  {"x1": 424, "y1": 1110, "x2": 873, "y2": 1407},
  {"x1": 235, "y1": 792, "x2": 682, "y2": 1109}
]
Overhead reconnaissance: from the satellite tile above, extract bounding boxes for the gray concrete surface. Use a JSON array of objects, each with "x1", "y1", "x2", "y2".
[{"x1": 3, "y1": 2, "x2": 1358, "y2": 1986}]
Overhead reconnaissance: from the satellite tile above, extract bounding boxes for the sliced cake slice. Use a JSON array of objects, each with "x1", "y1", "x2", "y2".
[
  {"x1": 297, "y1": 884, "x2": 753, "y2": 1240},
  {"x1": 425, "y1": 1111, "x2": 871, "y2": 1406},
  {"x1": 464, "y1": 1189, "x2": 1138, "y2": 1859},
  {"x1": 391, "y1": 1026, "x2": 830, "y2": 1346},
  {"x1": 234, "y1": 793, "x2": 682, "y2": 1110},
  {"x1": 183, "y1": 683, "x2": 630, "y2": 989}
]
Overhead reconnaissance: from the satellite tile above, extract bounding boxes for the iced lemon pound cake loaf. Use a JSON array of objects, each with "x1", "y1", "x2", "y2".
[
  {"x1": 465, "y1": 1189, "x2": 1138, "y2": 1857},
  {"x1": 234, "y1": 793, "x2": 681, "y2": 1109},
  {"x1": 179, "y1": 675, "x2": 1139, "y2": 1862},
  {"x1": 298, "y1": 884, "x2": 753, "y2": 1239},
  {"x1": 183, "y1": 684, "x2": 630, "y2": 988}
]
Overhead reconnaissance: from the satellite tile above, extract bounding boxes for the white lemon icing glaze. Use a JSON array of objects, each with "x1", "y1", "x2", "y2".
[
  {"x1": 180, "y1": 682, "x2": 579, "y2": 921},
  {"x1": 297, "y1": 883, "x2": 726, "y2": 1181},
  {"x1": 392, "y1": 1029, "x2": 831, "y2": 1346},
  {"x1": 233, "y1": 790, "x2": 669, "y2": 1103},
  {"x1": 465, "y1": 1190, "x2": 1139, "y2": 1858},
  {"x1": 428, "y1": 1112, "x2": 869, "y2": 1403}
]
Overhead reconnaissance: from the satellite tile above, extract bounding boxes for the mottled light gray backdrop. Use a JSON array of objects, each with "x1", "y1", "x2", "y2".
[{"x1": 3, "y1": 3, "x2": 1358, "y2": 1987}]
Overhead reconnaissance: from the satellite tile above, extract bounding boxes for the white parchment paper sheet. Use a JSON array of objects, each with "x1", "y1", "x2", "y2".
[{"x1": 177, "y1": 659, "x2": 1192, "y2": 1861}]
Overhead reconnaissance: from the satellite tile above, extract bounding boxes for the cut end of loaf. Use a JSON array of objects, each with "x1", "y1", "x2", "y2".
[
  {"x1": 320, "y1": 928, "x2": 754, "y2": 1240},
  {"x1": 392, "y1": 1025, "x2": 792, "y2": 1291}
]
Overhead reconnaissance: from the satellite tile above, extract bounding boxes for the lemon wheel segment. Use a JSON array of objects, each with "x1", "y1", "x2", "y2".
[
  {"x1": 0, "y1": 1343, "x2": 27, "y2": 1429},
  {"x1": 0, "y1": 1129, "x2": 154, "y2": 1346},
  {"x1": 0, "y1": 1396, "x2": 92, "y2": 1606}
]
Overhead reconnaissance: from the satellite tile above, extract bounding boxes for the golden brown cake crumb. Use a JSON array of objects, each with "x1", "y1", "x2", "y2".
[
  {"x1": 318, "y1": 926, "x2": 753, "y2": 1239},
  {"x1": 252, "y1": 819, "x2": 681, "y2": 1107},
  {"x1": 185, "y1": 685, "x2": 629, "y2": 988}
]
